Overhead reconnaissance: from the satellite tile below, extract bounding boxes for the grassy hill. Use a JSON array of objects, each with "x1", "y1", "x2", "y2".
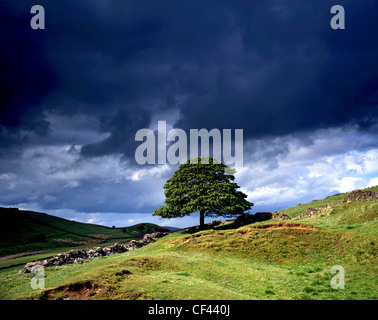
[
  {"x1": 0, "y1": 208, "x2": 171, "y2": 257},
  {"x1": 0, "y1": 186, "x2": 377, "y2": 300}
]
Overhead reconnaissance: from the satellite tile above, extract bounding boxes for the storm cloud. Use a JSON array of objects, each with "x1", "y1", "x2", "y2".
[{"x1": 0, "y1": 0, "x2": 377, "y2": 227}]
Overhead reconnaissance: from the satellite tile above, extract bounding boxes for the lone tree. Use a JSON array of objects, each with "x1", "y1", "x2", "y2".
[{"x1": 153, "y1": 157, "x2": 253, "y2": 228}]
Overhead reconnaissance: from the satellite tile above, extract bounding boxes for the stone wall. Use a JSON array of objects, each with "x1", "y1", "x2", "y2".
[
  {"x1": 234, "y1": 211, "x2": 291, "y2": 226},
  {"x1": 19, "y1": 231, "x2": 169, "y2": 273}
]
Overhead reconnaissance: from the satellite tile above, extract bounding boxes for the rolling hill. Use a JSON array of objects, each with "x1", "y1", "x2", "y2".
[
  {"x1": 0, "y1": 186, "x2": 377, "y2": 300},
  {"x1": 0, "y1": 208, "x2": 172, "y2": 257}
]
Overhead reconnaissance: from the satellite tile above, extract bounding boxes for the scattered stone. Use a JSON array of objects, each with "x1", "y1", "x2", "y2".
[
  {"x1": 298, "y1": 207, "x2": 319, "y2": 218},
  {"x1": 344, "y1": 190, "x2": 378, "y2": 203},
  {"x1": 320, "y1": 203, "x2": 336, "y2": 210},
  {"x1": 297, "y1": 203, "x2": 336, "y2": 219},
  {"x1": 272, "y1": 211, "x2": 291, "y2": 220}
]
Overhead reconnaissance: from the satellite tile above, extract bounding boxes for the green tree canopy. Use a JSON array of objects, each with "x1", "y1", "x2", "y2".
[{"x1": 153, "y1": 157, "x2": 253, "y2": 228}]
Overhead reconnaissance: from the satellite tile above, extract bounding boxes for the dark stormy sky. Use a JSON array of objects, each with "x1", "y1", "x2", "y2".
[{"x1": 1, "y1": 0, "x2": 377, "y2": 227}]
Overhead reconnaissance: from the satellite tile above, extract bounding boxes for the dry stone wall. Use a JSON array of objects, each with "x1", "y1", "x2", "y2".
[{"x1": 19, "y1": 232, "x2": 169, "y2": 273}]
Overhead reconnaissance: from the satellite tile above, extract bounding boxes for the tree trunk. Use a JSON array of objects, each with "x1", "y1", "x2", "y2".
[{"x1": 200, "y1": 210, "x2": 205, "y2": 229}]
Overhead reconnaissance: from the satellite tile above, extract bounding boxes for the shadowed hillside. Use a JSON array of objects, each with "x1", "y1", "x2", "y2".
[{"x1": 0, "y1": 208, "x2": 171, "y2": 257}]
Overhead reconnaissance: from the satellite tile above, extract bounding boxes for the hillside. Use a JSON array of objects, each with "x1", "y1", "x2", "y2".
[
  {"x1": 121, "y1": 223, "x2": 175, "y2": 236},
  {"x1": 0, "y1": 208, "x2": 171, "y2": 257},
  {"x1": 0, "y1": 186, "x2": 377, "y2": 300}
]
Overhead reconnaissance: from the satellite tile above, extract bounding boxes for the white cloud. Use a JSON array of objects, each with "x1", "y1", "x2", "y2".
[
  {"x1": 0, "y1": 173, "x2": 16, "y2": 180},
  {"x1": 64, "y1": 180, "x2": 80, "y2": 188},
  {"x1": 129, "y1": 165, "x2": 171, "y2": 182},
  {"x1": 368, "y1": 177, "x2": 378, "y2": 187},
  {"x1": 364, "y1": 149, "x2": 378, "y2": 173},
  {"x1": 336, "y1": 177, "x2": 364, "y2": 193},
  {"x1": 236, "y1": 126, "x2": 378, "y2": 211}
]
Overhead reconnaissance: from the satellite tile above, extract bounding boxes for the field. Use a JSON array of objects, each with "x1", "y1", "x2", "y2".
[{"x1": 0, "y1": 187, "x2": 377, "y2": 300}]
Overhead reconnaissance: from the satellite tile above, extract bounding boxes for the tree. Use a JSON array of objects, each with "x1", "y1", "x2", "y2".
[{"x1": 153, "y1": 157, "x2": 253, "y2": 228}]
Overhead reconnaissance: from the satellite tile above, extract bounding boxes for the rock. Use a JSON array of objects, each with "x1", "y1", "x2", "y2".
[
  {"x1": 320, "y1": 203, "x2": 335, "y2": 209},
  {"x1": 254, "y1": 212, "x2": 274, "y2": 221},
  {"x1": 297, "y1": 203, "x2": 337, "y2": 219},
  {"x1": 127, "y1": 239, "x2": 144, "y2": 251},
  {"x1": 19, "y1": 261, "x2": 44, "y2": 273},
  {"x1": 208, "y1": 220, "x2": 223, "y2": 227}
]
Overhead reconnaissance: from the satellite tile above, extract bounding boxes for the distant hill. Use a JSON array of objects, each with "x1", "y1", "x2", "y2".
[
  {"x1": 162, "y1": 226, "x2": 181, "y2": 231},
  {"x1": 0, "y1": 208, "x2": 172, "y2": 257}
]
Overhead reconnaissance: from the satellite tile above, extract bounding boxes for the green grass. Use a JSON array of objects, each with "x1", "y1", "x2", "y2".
[
  {"x1": 1, "y1": 232, "x2": 375, "y2": 300},
  {"x1": 0, "y1": 187, "x2": 377, "y2": 300}
]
